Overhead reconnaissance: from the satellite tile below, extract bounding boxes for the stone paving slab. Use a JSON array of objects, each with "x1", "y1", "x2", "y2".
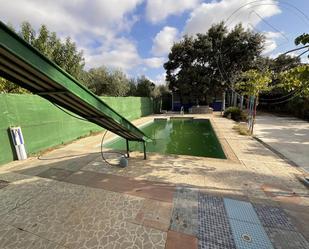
[
  {"x1": 37, "y1": 168, "x2": 74, "y2": 181},
  {"x1": 133, "y1": 199, "x2": 172, "y2": 231},
  {"x1": 61, "y1": 220, "x2": 166, "y2": 249},
  {"x1": 0, "y1": 177, "x2": 52, "y2": 216},
  {"x1": 0, "y1": 177, "x2": 168, "y2": 249},
  {"x1": 170, "y1": 187, "x2": 198, "y2": 236},
  {"x1": 0, "y1": 180, "x2": 9, "y2": 189},
  {"x1": 45, "y1": 169, "x2": 176, "y2": 203},
  {"x1": 165, "y1": 230, "x2": 198, "y2": 249},
  {"x1": 0, "y1": 222, "x2": 65, "y2": 249}
]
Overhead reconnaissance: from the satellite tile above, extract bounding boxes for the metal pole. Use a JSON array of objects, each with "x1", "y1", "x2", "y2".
[
  {"x1": 240, "y1": 95, "x2": 244, "y2": 110},
  {"x1": 233, "y1": 92, "x2": 237, "y2": 107},
  {"x1": 126, "y1": 139, "x2": 130, "y2": 158},
  {"x1": 222, "y1": 91, "x2": 226, "y2": 113},
  {"x1": 171, "y1": 92, "x2": 174, "y2": 111},
  {"x1": 143, "y1": 141, "x2": 146, "y2": 160}
]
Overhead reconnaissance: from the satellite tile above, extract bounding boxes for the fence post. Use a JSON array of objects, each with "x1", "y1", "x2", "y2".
[
  {"x1": 240, "y1": 95, "x2": 244, "y2": 110},
  {"x1": 222, "y1": 91, "x2": 226, "y2": 114}
]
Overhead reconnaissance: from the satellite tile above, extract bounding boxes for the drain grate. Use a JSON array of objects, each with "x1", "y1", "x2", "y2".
[
  {"x1": 224, "y1": 198, "x2": 260, "y2": 224},
  {"x1": 253, "y1": 204, "x2": 296, "y2": 231},
  {"x1": 265, "y1": 228, "x2": 309, "y2": 249},
  {"x1": 198, "y1": 193, "x2": 236, "y2": 249},
  {"x1": 229, "y1": 219, "x2": 274, "y2": 249},
  {"x1": 241, "y1": 233, "x2": 252, "y2": 242}
]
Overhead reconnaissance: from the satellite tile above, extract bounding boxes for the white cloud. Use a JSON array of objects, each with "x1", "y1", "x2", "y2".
[
  {"x1": 85, "y1": 39, "x2": 165, "y2": 71},
  {"x1": 184, "y1": 0, "x2": 281, "y2": 35},
  {"x1": 152, "y1": 26, "x2": 179, "y2": 56},
  {"x1": 1, "y1": 0, "x2": 143, "y2": 38},
  {"x1": 144, "y1": 57, "x2": 165, "y2": 68},
  {"x1": 301, "y1": 56, "x2": 309, "y2": 64},
  {"x1": 152, "y1": 72, "x2": 167, "y2": 85},
  {"x1": 0, "y1": 0, "x2": 146, "y2": 72},
  {"x1": 261, "y1": 31, "x2": 283, "y2": 55},
  {"x1": 146, "y1": 0, "x2": 200, "y2": 23},
  {"x1": 270, "y1": 51, "x2": 309, "y2": 64},
  {"x1": 84, "y1": 38, "x2": 140, "y2": 70}
]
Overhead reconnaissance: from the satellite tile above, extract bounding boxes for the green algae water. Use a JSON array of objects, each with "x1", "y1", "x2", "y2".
[{"x1": 107, "y1": 118, "x2": 226, "y2": 159}]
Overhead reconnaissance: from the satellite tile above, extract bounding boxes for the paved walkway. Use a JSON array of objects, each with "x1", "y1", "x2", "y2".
[
  {"x1": 0, "y1": 114, "x2": 308, "y2": 248},
  {"x1": 255, "y1": 113, "x2": 309, "y2": 174}
]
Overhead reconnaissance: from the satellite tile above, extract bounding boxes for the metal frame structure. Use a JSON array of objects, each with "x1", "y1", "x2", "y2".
[{"x1": 0, "y1": 21, "x2": 149, "y2": 158}]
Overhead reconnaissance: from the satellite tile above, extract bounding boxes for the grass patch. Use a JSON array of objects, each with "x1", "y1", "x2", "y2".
[{"x1": 233, "y1": 124, "x2": 251, "y2": 136}]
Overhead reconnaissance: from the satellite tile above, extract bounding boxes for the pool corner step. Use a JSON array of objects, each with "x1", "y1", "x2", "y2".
[{"x1": 154, "y1": 117, "x2": 169, "y2": 121}]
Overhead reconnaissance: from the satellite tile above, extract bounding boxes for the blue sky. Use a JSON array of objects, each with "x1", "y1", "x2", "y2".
[{"x1": 0, "y1": 0, "x2": 308, "y2": 84}]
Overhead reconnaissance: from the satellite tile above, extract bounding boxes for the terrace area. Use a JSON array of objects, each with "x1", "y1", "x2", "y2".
[{"x1": 0, "y1": 113, "x2": 308, "y2": 249}]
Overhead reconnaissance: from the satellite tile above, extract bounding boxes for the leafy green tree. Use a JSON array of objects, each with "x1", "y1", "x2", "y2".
[
  {"x1": 127, "y1": 78, "x2": 137, "y2": 96},
  {"x1": 283, "y1": 33, "x2": 309, "y2": 59},
  {"x1": 0, "y1": 77, "x2": 29, "y2": 93},
  {"x1": 236, "y1": 70, "x2": 272, "y2": 98},
  {"x1": 86, "y1": 67, "x2": 130, "y2": 96},
  {"x1": 295, "y1": 33, "x2": 309, "y2": 45},
  {"x1": 280, "y1": 65, "x2": 309, "y2": 97},
  {"x1": 1, "y1": 21, "x2": 86, "y2": 93},
  {"x1": 164, "y1": 22, "x2": 264, "y2": 104},
  {"x1": 236, "y1": 69, "x2": 272, "y2": 133},
  {"x1": 135, "y1": 76, "x2": 156, "y2": 97}
]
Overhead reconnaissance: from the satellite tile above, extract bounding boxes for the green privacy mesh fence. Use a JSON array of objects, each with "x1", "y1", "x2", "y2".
[{"x1": 0, "y1": 94, "x2": 153, "y2": 165}]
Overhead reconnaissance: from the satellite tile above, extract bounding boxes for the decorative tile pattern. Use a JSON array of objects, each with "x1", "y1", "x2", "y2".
[
  {"x1": 224, "y1": 198, "x2": 260, "y2": 224},
  {"x1": 253, "y1": 204, "x2": 296, "y2": 231},
  {"x1": 0, "y1": 177, "x2": 52, "y2": 216},
  {"x1": 63, "y1": 221, "x2": 166, "y2": 249},
  {"x1": 0, "y1": 222, "x2": 64, "y2": 249},
  {"x1": 170, "y1": 187, "x2": 198, "y2": 236},
  {"x1": 265, "y1": 228, "x2": 309, "y2": 249},
  {"x1": 198, "y1": 193, "x2": 236, "y2": 249},
  {"x1": 1, "y1": 182, "x2": 144, "y2": 247},
  {"x1": 228, "y1": 219, "x2": 274, "y2": 249}
]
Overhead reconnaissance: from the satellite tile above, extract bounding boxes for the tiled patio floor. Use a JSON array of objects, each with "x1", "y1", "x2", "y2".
[{"x1": 0, "y1": 114, "x2": 308, "y2": 248}]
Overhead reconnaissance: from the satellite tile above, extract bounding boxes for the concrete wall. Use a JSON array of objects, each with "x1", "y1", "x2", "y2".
[{"x1": 0, "y1": 94, "x2": 153, "y2": 165}]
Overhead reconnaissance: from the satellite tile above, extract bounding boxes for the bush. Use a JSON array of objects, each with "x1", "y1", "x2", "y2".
[
  {"x1": 223, "y1": 107, "x2": 248, "y2": 122},
  {"x1": 233, "y1": 124, "x2": 250, "y2": 135}
]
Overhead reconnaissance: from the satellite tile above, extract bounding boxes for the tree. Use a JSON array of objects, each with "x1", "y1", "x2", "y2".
[
  {"x1": 295, "y1": 33, "x2": 309, "y2": 45},
  {"x1": 236, "y1": 69, "x2": 272, "y2": 133},
  {"x1": 0, "y1": 21, "x2": 86, "y2": 93},
  {"x1": 127, "y1": 78, "x2": 137, "y2": 96},
  {"x1": 0, "y1": 77, "x2": 29, "y2": 93},
  {"x1": 108, "y1": 70, "x2": 130, "y2": 96},
  {"x1": 164, "y1": 22, "x2": 264, "y2": 105},
  {"x1": 236, "y1": 70, "x2": 272, "y2": 98},
  {"x1": 283, "y1": 33, "x2": 309, "y2": 59},
  {"x1": 280, "y1": 65, "x2": 309, "y2": 97},
  {"x1": 135, "y1": 76, "x2": 155, "y2": 97},
  {"x1": 86, "y1": 67, "x2": 130, "y2": 96}
]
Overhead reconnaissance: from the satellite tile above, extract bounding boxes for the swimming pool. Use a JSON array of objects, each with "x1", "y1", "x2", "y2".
[{"x1": 106, "y1": 118, "x2": 226, "y2": 159}]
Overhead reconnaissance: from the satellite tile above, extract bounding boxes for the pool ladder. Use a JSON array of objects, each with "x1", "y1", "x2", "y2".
[{"x1": 180, "y1": 106, "x2": 184, "y2": 115}]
